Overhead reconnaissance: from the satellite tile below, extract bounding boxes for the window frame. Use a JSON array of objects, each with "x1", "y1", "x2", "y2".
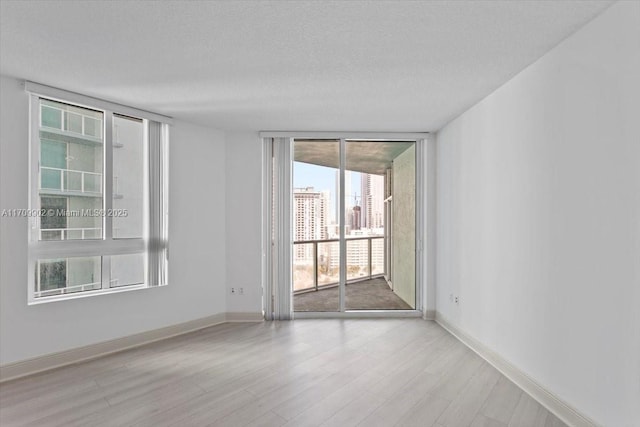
[{"x1": 26, "y1": 82, "x2": 171, "y2": 304}]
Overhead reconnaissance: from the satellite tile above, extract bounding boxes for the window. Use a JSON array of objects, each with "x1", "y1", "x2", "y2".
[{"x1": 27, "y1": 82, "x2": 170, "y2": 303}]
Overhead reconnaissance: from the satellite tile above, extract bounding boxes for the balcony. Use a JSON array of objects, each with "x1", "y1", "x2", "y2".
[
  {"x1": 293, "y1": 236, "x2": 411, "y2": 311},
  {"x1": 293, "y1": 236, "x2": 385, "y2": 293}
]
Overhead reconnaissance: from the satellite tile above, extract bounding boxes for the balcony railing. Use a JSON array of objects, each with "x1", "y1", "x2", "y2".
[
  {"x1": 35, "y1": 279, "x2": 119, "y2": 298},
  {"x1": 40, "y1": 227, "x2": 102, "y2": 240},
  {"x1": 40, "y1": 166, "x2": 102, "y2": 194},
  {"x1": 41, "y1": 104, "x2": 103, "y2": 140},
  {"x1": 35, "y1": 281, "x2": 102, "y2": 298},
  {"x1": 293, "y1": 236, "x2": 385, "y2": 294}
]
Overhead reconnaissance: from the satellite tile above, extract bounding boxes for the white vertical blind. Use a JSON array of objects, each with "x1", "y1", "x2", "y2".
[
  {"x1": 147, "y1": 121, "x2": 169, "y2": 286},
  {"x1": 269, "y1": 137, "x2": 293, "y2": 320},
  {"x1": 262, "y1": 139, "x2": 274, "y2": 320}
]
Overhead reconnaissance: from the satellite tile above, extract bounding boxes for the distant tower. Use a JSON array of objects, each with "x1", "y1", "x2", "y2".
[
  {"x1": 352, "y1": 194, "x2": 361, "y2": 231},
  {"x1": 361, "y1": 173, "x2": 385, "y2": 229}
]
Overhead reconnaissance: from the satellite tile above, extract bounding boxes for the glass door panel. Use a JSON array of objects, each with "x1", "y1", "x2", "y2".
[
  {"x1": 345, "y1": 140, "x2": 416, "y2": 310},
  {"x1": 292, "y1": 139, "x2": 340, "y2": 312}
]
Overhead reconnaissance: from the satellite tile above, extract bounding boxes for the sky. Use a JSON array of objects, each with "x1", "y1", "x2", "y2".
[{"x1": 293, "y1": 161, "x2": 362, "y2": 202}]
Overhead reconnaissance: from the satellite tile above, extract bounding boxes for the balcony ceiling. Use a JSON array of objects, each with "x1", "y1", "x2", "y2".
[
  {"x1": 0, "y1": 1, "x2": 613, "y2": 132},
  {"x1": 294, "y1": 140, "x2": 413, "y2": 175}
]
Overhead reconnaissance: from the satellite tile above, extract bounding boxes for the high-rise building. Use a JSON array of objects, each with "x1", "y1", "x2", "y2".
[
  {"x1": 293, "y1": 187, "x2": 329, "y2": 261},
  {"x1": 361, "y1": 173, "x2": 385, "y2": 230},
  {"x1": 351, "y1": 205, "x2": 361, "y2": 231}
]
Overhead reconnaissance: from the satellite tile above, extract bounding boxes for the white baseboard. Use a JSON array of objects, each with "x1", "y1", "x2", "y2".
[
  {"x1": 0, "y1": 311, "x2": 263, "y2": 383},
  {"x1": 435, "y1": 312, "x2": 599, "y2": 427},
  {"x1": 423, "y1": 309, "x2": 436, "y2": 320},
  {"x1": 226, "y1": 312, "x2": 264, "y2": 322}
]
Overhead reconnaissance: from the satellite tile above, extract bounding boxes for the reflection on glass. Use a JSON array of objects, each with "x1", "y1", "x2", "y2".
[
  {"x1": 39, "y1": 99, "x2": 103, "y2": 241},
  {"x1": 36, "y1": 256, "x2": 101, "y2": 298}
]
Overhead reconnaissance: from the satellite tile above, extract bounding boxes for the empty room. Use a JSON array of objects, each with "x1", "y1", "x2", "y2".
[{"x1": 0, "y1": 1, "x2": 638, "y2": 426}]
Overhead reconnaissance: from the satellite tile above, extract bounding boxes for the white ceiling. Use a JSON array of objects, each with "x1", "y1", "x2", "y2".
[{"x1": 0, "y1": 0, "x2": 613, "y2": 132}]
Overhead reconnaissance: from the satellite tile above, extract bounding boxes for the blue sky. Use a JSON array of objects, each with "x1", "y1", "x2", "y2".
[{"x1": 293, "y1": 162, "x2": 361, "y2": 201}]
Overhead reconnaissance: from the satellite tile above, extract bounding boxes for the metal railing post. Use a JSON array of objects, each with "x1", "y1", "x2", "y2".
[
  {"x1": 368, "y1": 237, "x2": 372, "y2": 279},
  {"x1": 313, "y1": 242, "x2": 318, "y2": 291}
]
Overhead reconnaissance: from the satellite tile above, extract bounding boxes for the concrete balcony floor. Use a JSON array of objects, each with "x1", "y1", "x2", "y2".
[{"x1": 293, "y1": 277, "x2": 413, "y2": 312}]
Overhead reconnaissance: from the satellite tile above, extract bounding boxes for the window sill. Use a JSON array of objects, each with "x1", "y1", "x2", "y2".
[{"x1": 28, "y1": 283, "x2": 158, "y2": 305}]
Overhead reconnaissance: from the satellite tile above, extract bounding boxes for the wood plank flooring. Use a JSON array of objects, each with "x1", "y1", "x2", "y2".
[{"x1": 0, "y1": 319, "x2": 566, "y2": 427}]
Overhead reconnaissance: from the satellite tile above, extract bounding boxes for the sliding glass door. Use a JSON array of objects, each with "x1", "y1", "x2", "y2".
[{"x1": 290, "y1": 139, "x2": 417, "y2": 314}]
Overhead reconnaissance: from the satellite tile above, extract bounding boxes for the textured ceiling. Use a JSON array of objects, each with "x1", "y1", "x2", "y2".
[
  {"x1": 0, "y1": 0, "x2": 613, "y2": 132},
  {"x1": 295, "y1": 140, "x2": 414, "y2": 175}
]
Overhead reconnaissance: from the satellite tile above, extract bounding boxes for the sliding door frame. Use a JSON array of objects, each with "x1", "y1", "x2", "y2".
[{"x1": 261, "y1": 131, "x2": 429, "y2": 319}]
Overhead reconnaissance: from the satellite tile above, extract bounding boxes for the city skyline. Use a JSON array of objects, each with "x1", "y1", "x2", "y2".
[
  {"x1": 293, "y1": 161, "x2": 363, "y2": 208},
  {"x1": 293, "y1": 161, "x2": 386, "y2": 242},
  {"x1": 294, "y1": 161, "x2": 386, "y2": 226}
]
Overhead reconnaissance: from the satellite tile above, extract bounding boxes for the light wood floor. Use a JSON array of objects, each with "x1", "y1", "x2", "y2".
[{"x1": 0, "y1": 319, "x2": 566, "y2": 427}]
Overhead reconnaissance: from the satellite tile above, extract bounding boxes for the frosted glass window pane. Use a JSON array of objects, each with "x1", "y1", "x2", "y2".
[
  {"x1": 110, "y1": 253, "x2": 145, "y2": 288},
  {"x1": 112, "y1": 114, "x2": 145, "y2": 239}
]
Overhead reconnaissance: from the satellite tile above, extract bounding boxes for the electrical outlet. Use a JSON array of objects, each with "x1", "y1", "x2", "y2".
[
  {"x1": 231, "y1": 287, "x2": 236, "y2": 294},
  {"x1": 239, "y1": 287, "x2": 244, "y2": 295},
  {"x1": 455, "y1": 296, "x2": 459, "y2": 304}
]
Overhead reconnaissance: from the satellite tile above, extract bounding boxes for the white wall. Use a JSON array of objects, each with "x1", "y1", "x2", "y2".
[
  {"x1": 0, "y1": 75, "x2": 227, "y2": 364},
  {"x1": 224, "y1": 131, "x2": 263, "y2": 315},
  {"x1": 423, "y1": 135, "x2": 437, "y2": 318},
  {"x1": 436, "y1": 2, "x2": 640, "y2": 426}
]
